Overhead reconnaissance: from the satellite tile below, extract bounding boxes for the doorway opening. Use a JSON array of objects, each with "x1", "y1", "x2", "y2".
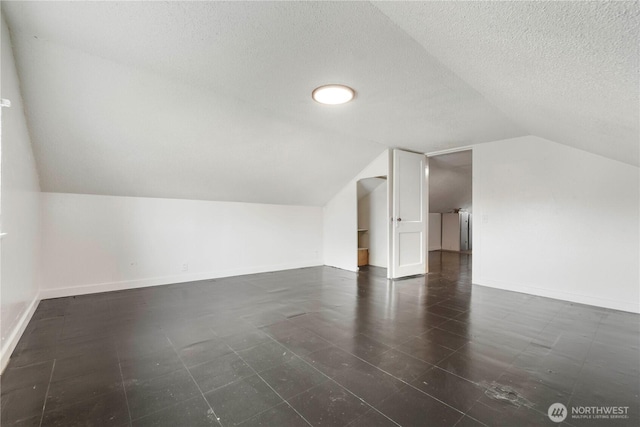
[
  {"x1": 427, "y1": 150, "x2": 472, "y2": 258},
  {"x1": 357, "y1": 176, "x2": 387, "y2": 274}
]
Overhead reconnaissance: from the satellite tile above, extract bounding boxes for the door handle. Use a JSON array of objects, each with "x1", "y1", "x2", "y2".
[{"x1": 397, "y1": 218, "x2": 402, "y2": 222}]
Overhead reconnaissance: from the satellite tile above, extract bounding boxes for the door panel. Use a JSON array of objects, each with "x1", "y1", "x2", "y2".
[
  {"x1": 397, "y1": 154, "x2": 422, "y2": 222},
  {"x1": 390, "y1": 149, "x2": 428, "y2": 278},
  {"x1": 399, "y1": 231, "x2": 422, "y2": 266}
]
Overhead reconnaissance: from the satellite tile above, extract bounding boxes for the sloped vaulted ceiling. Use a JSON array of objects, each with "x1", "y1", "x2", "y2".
[
  {"x1": 374, "y1": 1, "x2": 639, "y2": 166},
  {"x1": 2, "y1": 1, "x2": 637, "y2": 206}
]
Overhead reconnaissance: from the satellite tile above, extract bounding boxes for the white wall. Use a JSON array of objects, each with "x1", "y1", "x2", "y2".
[
  {"x1": 441, "y1": 213, "x2": 461, "y2": 252},
  {"x1": 1, "y1": 14, "x2": 42, "y2": 371},
  {"x1": 358, "y1": 182, "x2": 388, "y2": 267},
  {"x1": 40, "y1": 193, "x2": 323, "y2": 298},
  {"x1": 324, "y1": 150, "x2": 389, "y2": 272},
  {"x1": 428, "y1": 213, "x2": 442, "y2": 251},
  {"x1": 473, "y1": 136, "x2": 640, "y2": 313}
]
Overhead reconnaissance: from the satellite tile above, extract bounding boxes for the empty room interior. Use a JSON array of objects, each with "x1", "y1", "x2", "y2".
[{"x1": 1, "y1": 2, "x2": 638, "y2": 427}]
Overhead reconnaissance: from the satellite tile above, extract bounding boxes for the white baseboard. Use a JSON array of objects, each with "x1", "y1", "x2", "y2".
[
  {"x1": 3, "y1": 261, "x2": 323, "y2": 373},
  {"x1": 475, "y1": 277, "x2": 640, "y2": 314},
  {"x1": 324, "y1": 263, "x2": 358, "y2": 273},
  {"x1": 1, "y1": 293, "x2": 40, "y2": 374},
  {"x1": 39, "y1": 260, "x2": 323, "y2": 300}
]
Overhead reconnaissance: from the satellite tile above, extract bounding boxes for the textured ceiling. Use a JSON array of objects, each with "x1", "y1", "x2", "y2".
[
  {"x1": 1, "y1": 1, "x2": 636, "y2": 206},
  {"x1": 374, "y1": 1, "x2": 640, "y2": 166}
]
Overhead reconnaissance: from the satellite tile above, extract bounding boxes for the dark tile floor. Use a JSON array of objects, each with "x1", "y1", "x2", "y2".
[{"x1": 2, "y1": 251, "x2": 639, "y2": 426}]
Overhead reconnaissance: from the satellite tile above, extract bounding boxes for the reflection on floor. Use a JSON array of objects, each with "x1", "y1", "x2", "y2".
[{"x1": 2, "y1": 251, "x2": 638, "y2": 426}]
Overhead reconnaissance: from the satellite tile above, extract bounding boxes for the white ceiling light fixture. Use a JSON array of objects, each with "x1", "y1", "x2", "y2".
[{"x1": 312, "y1": 84, "x2": 355, "y2": 105}]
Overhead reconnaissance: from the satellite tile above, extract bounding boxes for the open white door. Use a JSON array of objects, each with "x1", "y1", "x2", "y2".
[{"x1": 389, "y1": 149, "x2": 428, "y2": 279}]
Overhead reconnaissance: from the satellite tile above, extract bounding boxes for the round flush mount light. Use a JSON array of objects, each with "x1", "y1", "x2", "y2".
[{"x1": 312, "y1": 84, "x2": 355, "y2": 105}]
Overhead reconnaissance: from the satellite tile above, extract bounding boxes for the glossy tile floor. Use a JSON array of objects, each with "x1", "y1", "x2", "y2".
[{"x1": 2, "y1": 251, "x2": 639, "y2": 426}]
